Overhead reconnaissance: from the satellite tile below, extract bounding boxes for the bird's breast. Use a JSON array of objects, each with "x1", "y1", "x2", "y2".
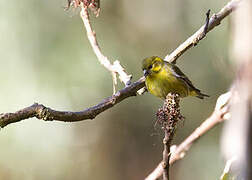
[{"x1": 146, "y1": 69, "x2": 189, "y2": 99}]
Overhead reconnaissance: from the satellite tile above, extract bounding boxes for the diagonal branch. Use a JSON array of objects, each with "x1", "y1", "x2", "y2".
[{"x1": 0, "y1": 0, "x2": 239, "y2": 128}]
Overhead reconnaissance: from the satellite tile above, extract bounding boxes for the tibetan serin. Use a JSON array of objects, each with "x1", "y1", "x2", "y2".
[{"x1": 142, "y1": 56, "x2": 209, "y2": 99}]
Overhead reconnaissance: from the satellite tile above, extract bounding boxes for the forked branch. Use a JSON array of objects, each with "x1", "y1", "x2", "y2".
[{"x1": 0, "y1": 0, "x2": 240, "y2": 128}]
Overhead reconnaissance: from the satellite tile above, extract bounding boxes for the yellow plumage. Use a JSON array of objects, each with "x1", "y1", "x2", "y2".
[{"x1": 142, "y1": 56, "x2": 209, "y2": 99}]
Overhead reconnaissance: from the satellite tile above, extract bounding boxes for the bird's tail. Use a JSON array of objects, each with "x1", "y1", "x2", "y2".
[
  {"x1": 196, "y1": 92, "x2": 210, "y2": 99},
  {"x1": 190, "y1": 90, "x2": 210, "y2": 99}
]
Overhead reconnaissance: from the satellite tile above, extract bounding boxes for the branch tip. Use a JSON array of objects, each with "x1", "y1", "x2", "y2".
[{"x1": 204, "y1": 9, "x2": 211, "y2": 34}]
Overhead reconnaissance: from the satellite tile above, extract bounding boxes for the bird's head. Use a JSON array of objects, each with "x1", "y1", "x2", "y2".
[{"x1": 142, "y1": 56, "x2": 164, "y2": 77}]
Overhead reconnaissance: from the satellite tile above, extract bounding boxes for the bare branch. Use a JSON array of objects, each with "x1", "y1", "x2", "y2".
[
  {"x1": 0, "y1": 0, "x2": 238, "y2": 128},
  {"x1": 165, "y1": 0, "x2": 241, "y2": 64},
  {"x1": 156, "y1": 94, "x2": 182, "y2": 180},
  {"x1": 0, "y1": 77, "x2": 145, "y2": 128},
  {"x1": 80, "y1": 4, "x2": 132, "y2": 89},
  {"x1": 145, "y1": 92, "x2": 232, "y2": 180},
  {"x1": 170, "y1": 92, "x2": 231, "y2": 164},
  {"x1": 163, "y1": 129, "x2": 170, "y2": 180}
]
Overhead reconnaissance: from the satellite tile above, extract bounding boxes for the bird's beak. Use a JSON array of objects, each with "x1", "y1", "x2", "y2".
[{"x1": 143, "y1": 69, "x2": 150, "y2": 77}]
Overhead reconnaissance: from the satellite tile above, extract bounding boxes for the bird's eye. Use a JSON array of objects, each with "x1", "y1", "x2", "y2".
[{"x1": 148, "y1": 65, "x2": 153, "y2": 69}]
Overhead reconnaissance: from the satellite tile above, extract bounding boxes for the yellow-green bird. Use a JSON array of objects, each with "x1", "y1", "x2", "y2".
[{"x1": 142, "y1": 56, "x2": 209, "y2": 99}]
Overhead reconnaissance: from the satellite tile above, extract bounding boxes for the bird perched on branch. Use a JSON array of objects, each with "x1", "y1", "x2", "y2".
[{"x1": 142, "y1": 56, "x2": 209, "y2": 99}]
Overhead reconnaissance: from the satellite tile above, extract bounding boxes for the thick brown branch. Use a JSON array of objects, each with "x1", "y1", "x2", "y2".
[
  {"x1": 0, "y1": 77, "x2": 145, "y2": 128},
  {"x1": 165, "y1": 0, "x2": 241, "y2": 64}
]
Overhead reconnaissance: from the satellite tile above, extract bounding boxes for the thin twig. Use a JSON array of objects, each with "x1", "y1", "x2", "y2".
[
  {"x1": 145, "y1": 92, "x2": 232, "y2": 180},
  {"x1": 203, "y1": 9, "x2": 211, "y2": 35},
  {"x1": 80, "y1": 4, "x2": 132, "y2": 91},
  {"x1": 162, "y1": 130, "x2": 170, "y2": 180},
  {"x1": 165, "y1": 0, "x2": 241, "y2": 64}
]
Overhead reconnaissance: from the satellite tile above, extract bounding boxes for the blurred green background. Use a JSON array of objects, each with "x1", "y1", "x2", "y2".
[{"x1": 0, "y1": 0, "x2": 234, "y2": 179}]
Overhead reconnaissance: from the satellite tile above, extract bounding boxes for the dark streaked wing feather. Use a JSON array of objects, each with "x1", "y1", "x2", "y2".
[{"x1": 167, "y1": 62, "x2": 201, "y2": 92}]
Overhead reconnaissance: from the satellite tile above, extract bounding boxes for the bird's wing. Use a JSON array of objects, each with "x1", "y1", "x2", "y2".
[{"x1": 167, "y1": 62, "x2": 201, "y2": 92}]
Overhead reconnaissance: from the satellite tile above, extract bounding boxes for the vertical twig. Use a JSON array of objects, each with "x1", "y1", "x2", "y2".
[
  {"x1": 79, "y1": 2, "x2": 132, "y2": 93},
  {"x1": 162, "y1": 130, "x2": 171, "y2": 180},
  {"x1": 157, "y1": 93, "x2": 183, "y2": 180},
  {"x1": 203, "y1": 9, "x2": 211, "y2": 35},
  {"x1": 145, "y1": 92, "x2": 231, "y2": 180}
]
